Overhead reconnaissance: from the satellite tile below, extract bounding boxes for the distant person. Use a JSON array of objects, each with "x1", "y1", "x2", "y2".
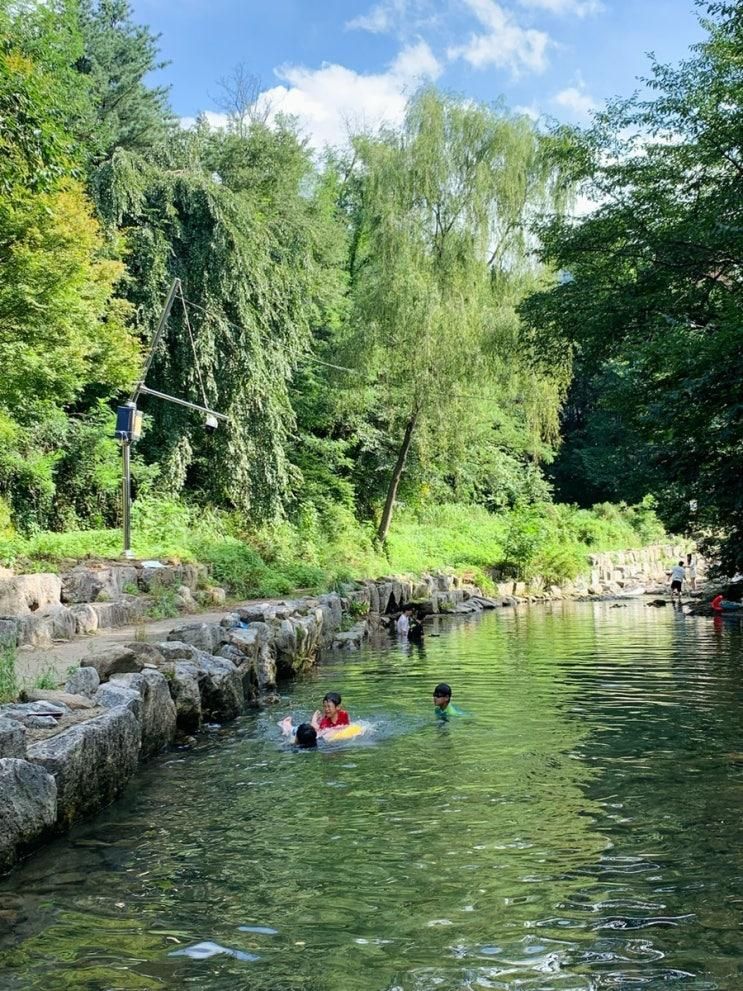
[
  {"x1": 408, "y1": 610, "x2": 425, "y2": 642},
  {"x1": 312, "y1": 691, "x2": 350, "y2": 730},
  {"x1": 687, "y1": 554, "x2": 698, "y2": 591},
  {"x1": 670, "y1": 560, "x2": 686, "y2": 598},
  {"x1": 396, "y1": 606, "x2": 414, "y2": 637},
  {"x1": 433, "y1": 683, "x2": 465, "y2": 721},
  {"x1": 711, "y1": 593, "x2": 742, "y2": 612}
]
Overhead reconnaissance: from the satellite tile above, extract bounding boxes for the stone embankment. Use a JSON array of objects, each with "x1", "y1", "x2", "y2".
[
  {"x1": 0, "y1": 561, "x2": 223, "y2": 649},
  {"x1": 0, "y1": 572, "x2": 489, "y2": 874}
]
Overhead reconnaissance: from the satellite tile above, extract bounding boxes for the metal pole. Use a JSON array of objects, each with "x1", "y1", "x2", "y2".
[
  {"x1": 122, "y1": 439, "x2": 133, "y2": 559},
  {"x1": 137, "y1": 384, "x2": 229, "y2": 419},
  {"x1": 130, "y1": 279, "x2": 180, "y2": 403}
]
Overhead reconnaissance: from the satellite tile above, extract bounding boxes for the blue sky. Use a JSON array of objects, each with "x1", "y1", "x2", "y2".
[{"x1": 131, "y1": 0, "x2": 705, "y2": 147}]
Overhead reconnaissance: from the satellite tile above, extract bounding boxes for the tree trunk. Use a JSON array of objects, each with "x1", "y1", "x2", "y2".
[{"x1": 376, "y1": 410, "x2": 418, "y2": 545}]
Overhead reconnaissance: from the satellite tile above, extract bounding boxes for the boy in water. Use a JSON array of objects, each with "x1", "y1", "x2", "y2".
[
  {"x1": 312, "y1": 691, "x2": 350, "y2": 730},
  {"x1": 433, "y1": 683, "x2": 465, "y2": 721}
]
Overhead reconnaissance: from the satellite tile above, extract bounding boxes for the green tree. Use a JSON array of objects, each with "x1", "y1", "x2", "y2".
[
  {"x1": 344, "y1": 90, "x2": 568, "y2": 542},
  {"x1": 523, "y1": 1, "x2": 743, "y2": 569},
  {"x1": 93, "y1": 117, "x2": 346, "y2": 518}
]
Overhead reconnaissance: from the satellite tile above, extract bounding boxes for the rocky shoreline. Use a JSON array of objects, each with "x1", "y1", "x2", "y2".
[
  {"x1": 0, "y1": 542, "x2": 693, "y2": 875},
  {"x1": 0, "y1": 572, "x2": 495, "y2": 874}
]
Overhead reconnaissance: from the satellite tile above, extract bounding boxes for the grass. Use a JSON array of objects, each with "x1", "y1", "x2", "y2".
[
  {"x1": 0, "y1": 647, "x2": 19, "y2": 703},
  {"x1": 33, "y1": 668, "x2": 59, "y2": 691},
  {"x1": 0, "y1": 495, "x2": 669, "y2": 601}
]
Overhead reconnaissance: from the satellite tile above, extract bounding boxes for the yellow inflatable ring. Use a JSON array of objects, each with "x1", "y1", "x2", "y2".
[{"x1": 325, "y1": 723, "x2": 364, "y2": 740}]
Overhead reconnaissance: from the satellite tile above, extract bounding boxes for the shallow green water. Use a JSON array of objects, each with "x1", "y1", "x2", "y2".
[{"x1": 2, "y1": 601, "x2": 743, "y2": 991}]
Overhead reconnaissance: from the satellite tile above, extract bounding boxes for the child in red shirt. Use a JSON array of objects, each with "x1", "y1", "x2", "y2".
[{"x1": 313, "y1": 691, "x2": 350, "y2": 730}]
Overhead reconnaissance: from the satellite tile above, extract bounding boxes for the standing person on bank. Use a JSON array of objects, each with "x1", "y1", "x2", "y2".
[{"x1": 670, "y1": 560, "x2": 686, "y2": 598}]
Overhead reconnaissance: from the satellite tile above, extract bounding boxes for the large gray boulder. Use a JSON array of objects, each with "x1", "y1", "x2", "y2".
[
  {"x1": 69, "y1": 603, "x2": 99, "y2": 635},
  {"x1": 16, "y1": 606, "x2": 76, "y2": 647},
  {"x1": 0, "y1": 758, "x2": 57, "y2": 873},
  {"x1": 61, "y1": 565, "x2": 139, "y2": 604},
  {"x1": 170, "y1": 662, "x2": 202, "y2": 733},
  {"x1": 27, "y1": 708, "x2": 140, "y2": 829},
  {"x1": 95, "y1": 683, "x2": 141, "y2": 718},
  {"x1": 0, "y1": 717, "x2": 26, "y2": 759},
  {"x1": 84, "y1": 645, "x2": 144, "y2": 682},
  {"x1": 65, "y1": 666, "x2": 100, "y2": 698},
  {"x1": 167, "y1": 622, "x2": 226, "y2": 654},
  {"x1": 0, "y1": 574, "x2": 62, "y2": 616},
  {"x1": 197, "y1": 655, "x2": 243, "y2": 722},
  {"x1": 110, "y1": 670, "x2": 176, "y2": 759}
]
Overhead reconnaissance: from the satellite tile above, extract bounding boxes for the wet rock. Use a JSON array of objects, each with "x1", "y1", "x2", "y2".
[
  {"x1": 84, "y1": 645, "x2": 144, "y2": 682},
  {"x1": 65, "y1": 666, "x2": 100, "y2": 698},
  {"x1": 0, "y1": 758, "x2": 57, "y2": 873},
  {"x1": 110, "y1": 670, "x2": 176, "y2": 759},
  {"x1": 197, "y1": 656, "x2": 243, "y2": 722},
  {"x1": 0, "y1": 717, "x2": 26, "y2": 759},
  {"x1": 170, "y1": 662, "x2": 202, "y2": 733},
  {"x1": 27, "y1": 708, "x2": 140, "y2": 830},
  {"x1": 0, "y1": 574, "x2": 62, "y2": 616},
  {"x1": 22, "y1": 690, "x2": 94, "y2": 711},
  {"x1": 219, "y1": 612, "x2": 240, "y2": 629}
]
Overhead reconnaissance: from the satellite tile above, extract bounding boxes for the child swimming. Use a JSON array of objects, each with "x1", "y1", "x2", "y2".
[
  {"x1": 278, "y1": 718, "x2": 318, "y2": 748},
  {"x1": 433, "y1": 683, "x2": 465, "y2": 721},
  {"x1": 312, "y1": 691, "x2": 350, "y2": 730}
]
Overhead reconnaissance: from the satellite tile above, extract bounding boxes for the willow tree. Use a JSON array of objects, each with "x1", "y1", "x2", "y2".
[
  {"x1": 347, "y1": 90, "x2": 568, "y2": 543},
  {"x1": 92, "y1": 118, "x2": 345, "y2": 518}
]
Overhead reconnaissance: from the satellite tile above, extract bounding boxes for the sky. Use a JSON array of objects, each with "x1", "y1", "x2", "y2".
[{"x1": 131, "y1": 0, "x2": 706, "y2": 148}]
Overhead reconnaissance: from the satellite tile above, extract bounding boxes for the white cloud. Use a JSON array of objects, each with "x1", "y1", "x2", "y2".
[
  {"x1": 514, "y1": 102, "x2": 541, "y2": 120},
  {"x1": 552, "y1": 83, "x2": 597, "y2": 119},
  {"x1": 346, "y1": 0, "x2": 405, "y2": 33},
  {"x1": 251, "y1": 41, "x2": 442, "y2": 149},
  {"x1": 517, "y1": 0, "x2": 603, "y2": 15},
  {"x1": 180, "y1": 110, "x2": 229, "y2": 130},
  {"x1": 448, "y1": 0, "x2": 551, "y2": 75}
]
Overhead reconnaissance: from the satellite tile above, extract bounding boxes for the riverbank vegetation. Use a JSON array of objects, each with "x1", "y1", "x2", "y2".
[
  {"x1": 0, "y1": 496, "x2": 665, "y2": 598},
  {"x1": 0, "y1": 1, "x2": 737, "y2": 587}
]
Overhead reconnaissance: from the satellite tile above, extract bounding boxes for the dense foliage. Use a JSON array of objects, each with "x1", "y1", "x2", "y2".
[
  {"x1": 0, "y1": 0, "x2": 735, "y2": 581},
  {"x1": 523, "y1": 1, "x2": 742, "y2": 570}
]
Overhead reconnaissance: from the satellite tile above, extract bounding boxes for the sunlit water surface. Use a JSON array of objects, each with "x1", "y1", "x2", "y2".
[{"x1": 1, "y1": 601, "x2": 743, "y2": 991}]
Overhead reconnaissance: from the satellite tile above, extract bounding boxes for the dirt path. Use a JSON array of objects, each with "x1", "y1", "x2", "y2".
[{"x1": 14, "y1": 602, "x2": 259, "y2": 688}]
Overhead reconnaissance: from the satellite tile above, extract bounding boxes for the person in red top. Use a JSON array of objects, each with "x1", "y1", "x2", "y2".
[
  {"x1": 313, "y1": 691, "x2": 350, "y2": 730},
  {"x1": 711, "y1": 594, "x2": 724, "y2": 612}
]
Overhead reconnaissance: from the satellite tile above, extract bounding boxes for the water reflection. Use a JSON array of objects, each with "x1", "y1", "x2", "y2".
[{"x1": 0, "y1": 601, "x2": 741, "y2": 990}]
